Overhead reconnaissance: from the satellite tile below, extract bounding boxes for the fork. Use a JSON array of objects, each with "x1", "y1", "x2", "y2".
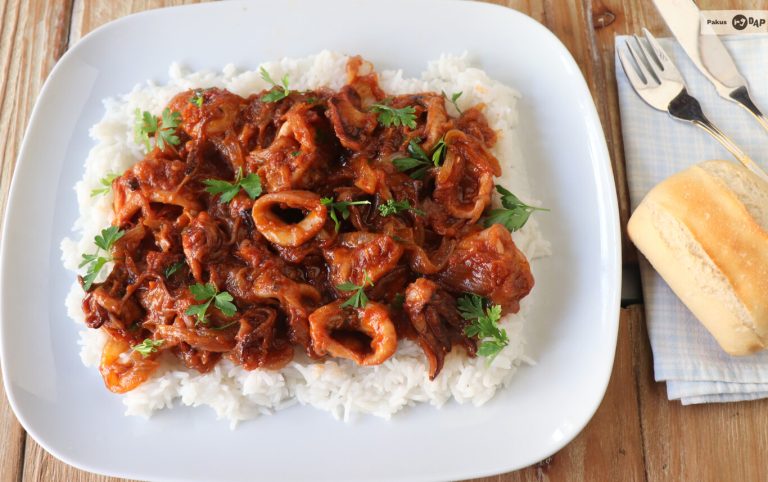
[{"x1": 618, "y1": 28, "x2": 768, "y2": 183}]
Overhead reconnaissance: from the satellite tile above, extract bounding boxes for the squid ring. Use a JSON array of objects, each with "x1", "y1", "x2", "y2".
[
  {"x1": 309, "y1": 300, "x2": 397, "y2": 366},
  {"x1": 251, "y1": 190, "x2": 327, "y2": 247}
]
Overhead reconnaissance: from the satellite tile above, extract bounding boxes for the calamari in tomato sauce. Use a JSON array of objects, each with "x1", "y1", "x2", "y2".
[{"x1": 81, "y1": 57, "x2": 534, "y2": 393}]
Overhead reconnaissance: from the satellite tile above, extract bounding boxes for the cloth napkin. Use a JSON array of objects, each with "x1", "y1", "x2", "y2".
[{"x1": 616, "y1": 33, "x2": 768, "y2": 404}]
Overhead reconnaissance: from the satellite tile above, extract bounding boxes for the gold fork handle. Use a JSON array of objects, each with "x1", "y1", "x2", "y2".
[
  {"x1": 692, "y1": 118, "x2": 768, "y2": 183},
  {"x1": 668, "y1": 90, "x2": 768, "y2": 182}
]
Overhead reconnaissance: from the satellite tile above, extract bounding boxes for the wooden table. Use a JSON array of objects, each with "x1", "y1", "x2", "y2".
[{"x1": 2, "y1": 0, "x2": 767, "y2": 480}]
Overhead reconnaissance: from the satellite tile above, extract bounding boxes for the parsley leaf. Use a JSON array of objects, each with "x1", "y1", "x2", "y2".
[
  {"x1": 392, "y1": 137, "x2": 447, "y2": 179},
  {"x1": 90, "y1": 173, "x2": 119, "y2": 197},
  {"x1": 239, "y1": 171, "x2": 263, "y2": 199},
  {"x1": 81, "y1": 257, "x2": 107, "y2": 291},
  {"x1": 134, "y1": 108, "x2": 158, "y2": 152},
  {"x1": 80, "y1": 226, "x2": 125, "y2": 290},
  {"x1": 320, "y1": 197, "x2": 371, "y2": 232},
  {"x1": 132, "y1": 338, "x2": 164, "y2": 357},
  {"x1": 190, "y1": 89, "x2": 205, "y2": 107},
  {"x1": 185, "y1": 283, "x2": 238, "y2": 325},
  {"x1": 94, "y1": 226, "x2": 125, "y2": 251},
  {"x1": 79, "y1": 253, "x2": 98, "y2": 267},
  {"x1": 338, "y1": 272, "x2": 374, "y2": 309},
  {"x1": 189, "y1": 282, "x2": 216, "y2": 300},
  {"x1": 204, "y1": 168, "x2": 263, "y2": 203},
  {"x1": 203, "y1": 179, "x2": 240, "y2": 203},
  {"x1": 484, "y1": 185, "x2": 548, "y2": 232},
  {"x1": 442, "y1": 90, "x2": 463, "y2": 114},
  {"x1": 370, "y1": 100, "x2": 417, "y2": 129},
  {"x1": 457, "y1": 294, "x2": 509, "y2": 361},
  {"x1": 185, "y1": 302, "x2": 211, "y2": 324},
  {"x1": 213, "y1": 291, "x2": 237, "y2": 317},
  {"x1": 477, "y1": 339, "x2": 508, "y2": 358},
  {"x1": 157, "y1": 108, "x2": 182, "y2": 150},
  {"x1": 377, "y1": 199, "x2": 425, "y2": 217},
  {"x1": 431, "y1": 137, "x2": 447, "y2": 166},
  {"x1": 134, "y1": 108, "x2": 181, "y2": 152},
  {"x1": 164, "y1": 261, "x2": 185, "y2": 278},
  {"x1": 260, "y1": 67, "x2": 291, "y2": 102},
  {"x1": 391, "y1": 157, "x2": 426, "y2": 171}
]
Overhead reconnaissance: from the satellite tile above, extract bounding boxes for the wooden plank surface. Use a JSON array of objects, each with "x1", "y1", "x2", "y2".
[
  {"x1": 2, "y1": 0, "x2": 768, "y2": 481},
  {"x1": 0, "y1": 2, "x2": 74, "y2": 482}
]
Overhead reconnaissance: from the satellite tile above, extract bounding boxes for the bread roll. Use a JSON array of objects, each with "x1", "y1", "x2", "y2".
[{"x1": 628, "y1": 160, "x2": 768, "y2": 356}]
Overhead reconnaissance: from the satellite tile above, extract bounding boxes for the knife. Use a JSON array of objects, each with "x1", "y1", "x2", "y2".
[{"x1": 652, "y1": 0, "x2": 768, "y2": 133}]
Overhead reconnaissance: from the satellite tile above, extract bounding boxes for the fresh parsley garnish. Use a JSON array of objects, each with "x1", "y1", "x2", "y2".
[
  {"x1": 260, "y1": 67, "x2": 290, "y2": 102},
  {"x1": 457, "y1": 294, "x2": 509, "y2": 360},
  {"x1": 94, "y1": 226, "x2": 124, "y2": 252},
  {"x1": 133, "y1": 108, "x2": 182, "y2": 152},
  {"x1": 157, "y1": 108, "x2": 182, "y2": 150},
  {"x1": 337, "y1": 272, "x2": 374, "y2": 309},
  {"x1": 132, "y1": 338, "x2": 164, "y2": 357},
  {"x1": 79, "y1": 226, "x2": 125, "y2": 290},
  {"x1": 164, "y1": 261, "x2": 185, "y2": 278},
  {"x1": 90, "y1": 173, "x2": 119, "y2": 197},
  {"x1": 431, "y1": 137, "x2": 447, "y2": 166},
  {"x1": 133, "y1": 109, "x2": 158, "y2": 152},
  {"x1": 190, "y1": 89, "x2": 205, "y2": 107},
  {"x1": 484, "y1": 185, "x2": 548, "y2": 232},
  {"x1": 184, "y1": 283, "x2": 238, "y2": 325},
  {"x1": 377, "y1": 199, "x2": 425, "y2": 217},
  {"x1": 442, "y1": 90, "x2": 463, "y2": 114},
  {"x1": 320, "y1": 197, "x2": 371, "y2": 232},
  {"x1": 370, "y1": 100, "x2": 417, "y2": 129},
  {"x1": 203, "y1": 168, "x2": 263, "y2": 203},
  {"x1": 392, "y1": 137, "x2": 446, "y2": 179}
]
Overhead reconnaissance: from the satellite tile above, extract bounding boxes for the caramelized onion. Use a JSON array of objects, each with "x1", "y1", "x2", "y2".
[
  {"x1": 404, "y1": 278, "x2": 475, "y2": 379},
  {"x1": 229, "y1": 307, "x2": 294, "y2": 370}
]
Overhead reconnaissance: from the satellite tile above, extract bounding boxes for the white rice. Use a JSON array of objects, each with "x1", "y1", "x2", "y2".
[{"x1": 61, "y1": 51, "x2": 551, "y2": 426}]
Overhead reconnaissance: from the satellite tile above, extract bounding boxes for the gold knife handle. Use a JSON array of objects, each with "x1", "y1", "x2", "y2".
[
  {"x1": 692, "y1": 117, "x2": 768, "y2": 184},
  {"x1": 730, "y1": 86, "x2": 768, "y2": 134}
]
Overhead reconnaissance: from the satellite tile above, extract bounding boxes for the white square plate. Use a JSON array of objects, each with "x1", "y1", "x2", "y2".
[{"x1": 0, "y1": 1, "x2": 620, "y2": 480}]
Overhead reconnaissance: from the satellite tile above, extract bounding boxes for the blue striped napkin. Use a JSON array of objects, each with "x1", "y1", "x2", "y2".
[{"x1": 616, "y1": 34, "x2": 768, "y2": 404}]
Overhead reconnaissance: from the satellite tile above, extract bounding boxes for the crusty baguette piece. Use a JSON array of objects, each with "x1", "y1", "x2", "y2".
[{"x1": 628, "y1": 160, "x2": 768, "y2": 356}]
